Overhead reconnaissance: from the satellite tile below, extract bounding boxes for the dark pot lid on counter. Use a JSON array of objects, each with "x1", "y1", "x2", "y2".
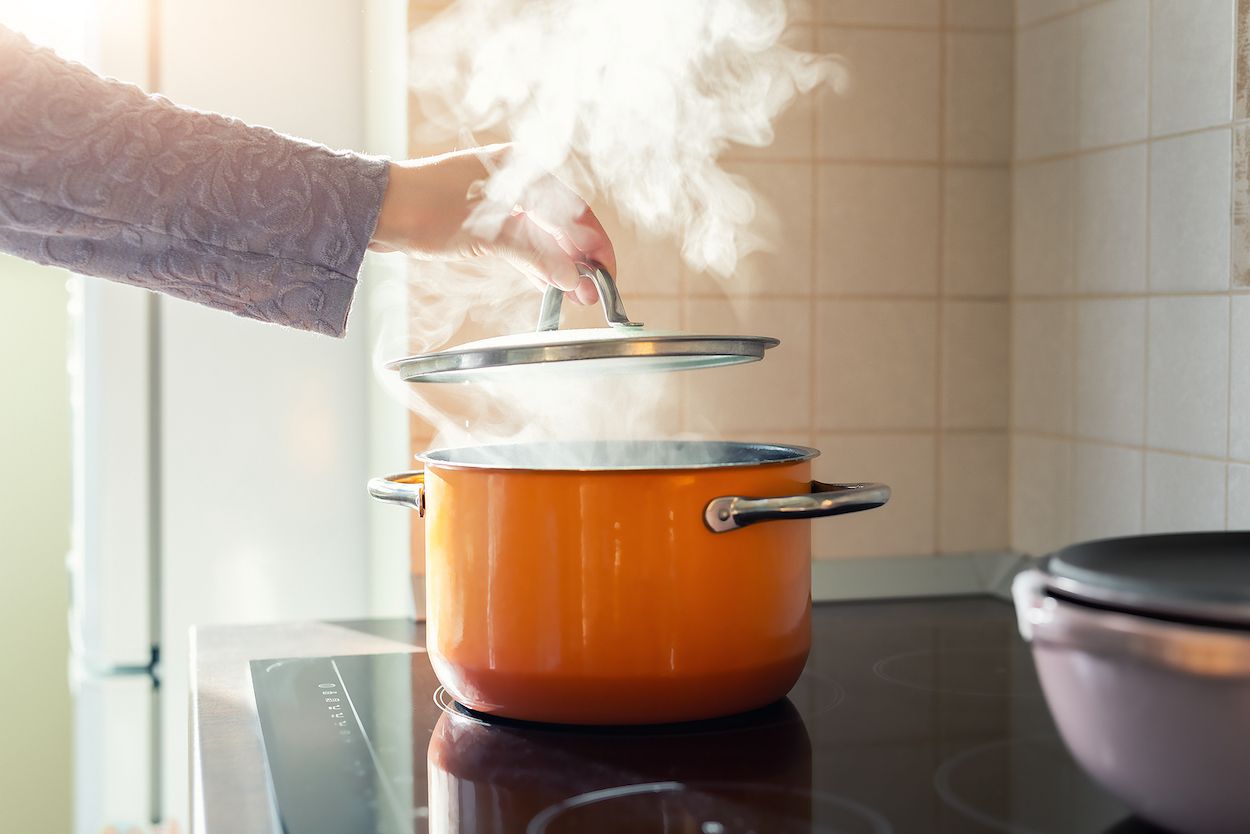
[
  {"x1": 390, "y1": 263, "x2": 778, "y2": 384},
  {"x1": 1043, "y1": 532, "x2": 1250, "y2": 629}
]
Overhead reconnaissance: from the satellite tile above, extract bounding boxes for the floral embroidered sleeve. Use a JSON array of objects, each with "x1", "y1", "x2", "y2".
[{"x1": 0, "y1": 25, "x2": 390, "y2": 337}]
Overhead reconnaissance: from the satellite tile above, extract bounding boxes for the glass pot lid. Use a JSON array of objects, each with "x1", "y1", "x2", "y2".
[{"x1": 388, "y1": 263, "x2": 779, "y2": 384}]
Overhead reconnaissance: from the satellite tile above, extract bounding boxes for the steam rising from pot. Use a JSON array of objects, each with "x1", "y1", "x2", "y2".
[
  {"x1": 407, "y1": 0, "x2": 844, "y2": 276},
  {"x1": 377, "y1": 0, "x2": 843, "y2": 462}
]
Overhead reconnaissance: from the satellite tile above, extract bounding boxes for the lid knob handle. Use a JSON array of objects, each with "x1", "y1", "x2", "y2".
[{"x1": 536, "y1": 262, "x2": 645, "y2": 332}]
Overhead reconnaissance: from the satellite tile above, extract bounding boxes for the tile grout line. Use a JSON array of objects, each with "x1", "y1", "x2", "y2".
[
  {"x1": 718, "y1": 155, "x2": 1011, "y2": 168},
  {"x1": 1014, "y1": 287, "x2": 1250, "y2": 299},
  {"x1": 1227, "y1": 0, "x2": 1241, "y2": 528},
  {"x1": 1007, "y1": 4, "x2": 1020, "y2": 554},
  {"x1": 1015, "y1": 121, "x2": 1240, "y2": 167},
  {"x1": 1060, "y1": 1, "x2": 1086, "y2": 547},
  {"x1": 1227, "y1": 291, "x2": 1233, "y2": 528},
  {"x1": 1069, "y1": 0, "x2": 1086, "y2": 541},
  {"x1": 815, "y1": 21, "x2": 1014, "y2": 34},
  {"x1": 1141, "y1": 0, "x2": 1153, "y2": 534},
  {"x1": 1016, "y1": 0, "x2": 1124, "y2": 33},
  {"x1": 1227, "y1": 127, "x2": 1236, "y2": 528},
  {"x1": 809, "y1": 8, "x2": 820, "y2": 555},
  {"x1": 934, "y1": 0, "x2": 948, "y2": 555},
  {"x1": 799, "y1": 427, "x2": 1012, "y2": 437},
  {"x1": 1014, "y1": 427, "x2": 1250, "y2": 468}
]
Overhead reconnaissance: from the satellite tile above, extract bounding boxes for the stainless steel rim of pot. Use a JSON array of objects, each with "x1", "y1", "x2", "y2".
[
  {"x1": 1013, "y1": 569, "x2": 1250, "y2": 677},
  {"x1": 387, "y1": 263, "x2": 779, "y2": 383},
  {"x1": 366, "y1": 441, "x2": 891, "y2": 533},
  {"x1": 418, "y1": 440, "x2": 820, "y2": 471}
]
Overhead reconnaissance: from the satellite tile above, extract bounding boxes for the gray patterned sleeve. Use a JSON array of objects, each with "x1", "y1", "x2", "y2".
[{"x1": 0, "y1": 25, "x2": 390, "y2": 337}]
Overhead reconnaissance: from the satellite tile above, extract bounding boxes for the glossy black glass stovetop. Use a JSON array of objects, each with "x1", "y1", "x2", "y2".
[{"x1": 251, "y1": 597, "x2": 1169, "y2": 834}]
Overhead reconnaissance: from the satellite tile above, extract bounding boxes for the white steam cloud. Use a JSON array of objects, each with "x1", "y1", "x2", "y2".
[
  {"x1": 381, "y1": 0, "x2": 844, "y2": 461},
  {"x1": 407, "y1": 0, "x2": 845, "y2": 276}
]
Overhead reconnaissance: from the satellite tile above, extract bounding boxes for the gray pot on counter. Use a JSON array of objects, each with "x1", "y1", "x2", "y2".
[{"x1": 1012, "y1": 533, "x2": 1250, "y2": 834}]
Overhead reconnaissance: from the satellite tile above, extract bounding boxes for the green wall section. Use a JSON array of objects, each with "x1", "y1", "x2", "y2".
[{"x1": 0, "y1": 254, "x2": 73, "y2": 832}]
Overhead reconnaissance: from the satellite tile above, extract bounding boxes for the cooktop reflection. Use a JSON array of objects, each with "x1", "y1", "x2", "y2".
[{"x1": 250, "y1": 598, "x2": 1168, "y2": 834}]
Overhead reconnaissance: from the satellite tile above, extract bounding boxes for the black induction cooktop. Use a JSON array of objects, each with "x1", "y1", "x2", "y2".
[{"x1": 250, "y1": 597, "x2": 1169, "y2": 834}]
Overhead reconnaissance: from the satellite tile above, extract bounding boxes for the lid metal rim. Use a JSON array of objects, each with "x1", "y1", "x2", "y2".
[
  {"x1": 388, "y1": 334, "x2": 779, "y2": 380},
  {"x1": 388, "y1": 333, "x2": 781, "y2": 367},
  {"x1": 1040, "y1": 569, "x2": 1250, "y2": 628},
  {"x1": 416, "y1": 441, "x2": 821, "y2": 472}
]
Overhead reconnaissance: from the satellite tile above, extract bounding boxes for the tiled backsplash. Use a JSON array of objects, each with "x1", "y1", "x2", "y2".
[
  {"x1": 407, "y1": 0, "x2": 1250, "y2": 565},
  {"x1": 406, "y1": 1, "x2": 1014, "y2": 563},
  {"x1": 708, "y1": 2, "x2": 1014, "y2": 560},
  {"x1": 1011, "y1": 0, "x2": 1246, "y2": 555}
]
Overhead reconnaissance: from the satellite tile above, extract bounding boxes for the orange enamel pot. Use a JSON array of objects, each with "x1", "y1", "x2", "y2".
[{"x1": 368, "y1": 440, "x2": 888, "y2": 725}]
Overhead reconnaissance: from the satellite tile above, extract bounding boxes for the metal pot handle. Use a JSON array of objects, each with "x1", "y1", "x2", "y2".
[
  {"x1": 704, "y1": 480, "x2": 890, "y2": 533},
  {"x1": 367, "y1": 471, "x2": 425, "y2": 516},
  {"x1": 536, "y1": 262, "x2": 645, "y2": 332}
]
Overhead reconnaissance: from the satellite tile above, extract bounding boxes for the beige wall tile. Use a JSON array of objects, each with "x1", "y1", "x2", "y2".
[
  {"x1": 1016, "y1": 15, "x2": 1079, "y2": 159},
  {"x1": 943, "y1": 301, "x2": 1010, "y2": 428},
  {"x1": 817, "y1": 27, "x2": 940, "y2": 161},
  {"x1": 946, "y1": 33, "x2": 1013, "y2": 163},
  {"x1": 940, "y1": 433, "x2": 1009, "y2": 552},
  {"x1": 947, "y1": 0, "x2": 1015, "y2": 28},
  {"x1": 1078, "y1": 0, "x2": 1149, "y2": 148},
  {"x1": 1013, "y1": 159, "x2": 1075, "y2": 295},
  {"x1": 1228, "y1": 296, "x2": 1250, "y2": 459},
  {"x1": 1234, "y1": 124, "x2": 1250, "y2": 287},
  {"x1": 556, "y1": 296, "x2": 682, "y2": 331},
  {"x1": 1144, "y1": 451, "x2": 1227, "y2": 533},
  {"x1": 789, "y1": 0, "x2": 818, "y2": 25},
  {"x1": 1149, "y1": 129, "x2": 1232, "y2": 292},
  {"x1": 620, "y1": 298, "x2": 683, "y2": 331},
  {"x1": 1147, "y1": 296, "x2": 1230, "y2": 457},
  {"x1": 1075, "y1": 145, "x2": 1148, "y2": 293},
  {"x1": 818, "y1": 0, "x2": 940, "y2": 25},
  {"x1": 1016, "y1": 0, "x2": 1077, "y2": 26},
  {"x1": 816, "y1": 165, "x2": 940, "y2": 295},
  {"x1": 1011, "y1": 300, "x2": 1074, "y2": 433},
  {"x1": 1011, "y1": 435, "x2": 1072, "y2": 555},
  {"x1": 683, "y1": 299, "x2": 811, "y2": 433},
  {"x1": 689, "y1": 161, "x2": 813, "y2": 296},
  {"x1": 726, "y1": 26, "x2": 816, "y2": 161},
  {"x1": 1228, "y1": 462, "x2": 1250, "y2": 527},
  {"x1": 1150, "y1": 0, "x2": 1235, "y2": 136},
  {"x1": 944, "y1": 168, "x2": 1011, "y2": 296},
  {"x1": 1074, "y1": 299, "x2": 1146, "y2": 444},
  {"x1": 812, "y1": 433, "x2": 936, "y2": 558},
  {"x1": 816, "y1": 300, "x2": 938, "y2": 429},
  {"x1": 714, "y1": 431, "x2": 814, "y2": 448},
  {"x1": 1070, "y1": 443, "x2": 1144, "y2": 541},
  {"x1": 595, "y1": 206, "x2": 683, "y2": 297}
]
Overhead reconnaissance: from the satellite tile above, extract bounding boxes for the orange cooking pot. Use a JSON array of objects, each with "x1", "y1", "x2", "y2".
[{"x1": 368, "y1": 440, "x2": 888, "y2": 724}]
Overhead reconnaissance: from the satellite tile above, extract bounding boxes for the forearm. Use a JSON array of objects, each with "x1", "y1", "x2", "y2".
[{"x1": 0, "y1": 25, "x2": 388, "y2": 336}]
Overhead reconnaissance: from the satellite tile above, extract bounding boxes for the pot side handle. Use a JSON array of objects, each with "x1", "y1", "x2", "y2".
[
  {"x1": 704, "y1": 480, "x2": 890, "y2": 533},
  {"x1": 367, "y1": 471, "x2": 425, "y2": 516}
]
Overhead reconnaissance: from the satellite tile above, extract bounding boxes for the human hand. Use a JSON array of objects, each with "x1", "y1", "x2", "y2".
[{"x1": 369, "y1": 144, "x2": 616, "y2": 305}]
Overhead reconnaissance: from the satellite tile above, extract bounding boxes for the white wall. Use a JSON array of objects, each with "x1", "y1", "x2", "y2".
[{"x1": 154, "y1": 0, "x2": 398, "y2": 823}]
